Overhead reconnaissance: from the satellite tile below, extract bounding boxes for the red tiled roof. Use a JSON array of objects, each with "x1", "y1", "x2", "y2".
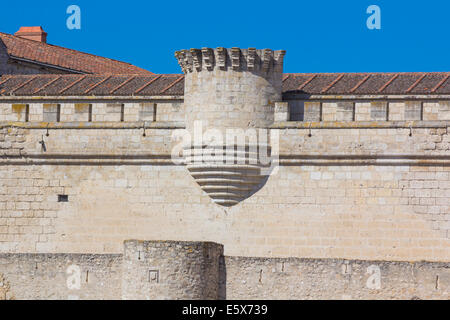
[
  {"x1": 0, "y1": 74, "x2": 183, "y2": 96},
  {"x1": 0, "y1": 32, "x2": 153, "y2": 75},
  {"x1": 0, "y1": 72, "x2": 449, "y2": 97},
  {"x1": 283, "y1": 72, "x2": 450, "y2": 95}
]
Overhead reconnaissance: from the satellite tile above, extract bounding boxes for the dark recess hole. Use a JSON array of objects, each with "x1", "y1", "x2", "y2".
[{"x1": 58, "y1": 195, "x2": 69, "y2": 202}]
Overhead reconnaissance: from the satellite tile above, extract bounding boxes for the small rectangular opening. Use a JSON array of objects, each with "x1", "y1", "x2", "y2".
[
  {"x1": 56, "y1": 104, "x2": 61, "y2": 122},
  {"x1": 148, "y1": 270, "x2": 159, "y2": 283},
  {"x1": 88, "y1": 104, "x2": 93, "y2": 122},
  {"x1": 387, "y1": 102, "x2": 390, "y2": 121},
  {"x1": 420, "y1": 101, "x2": 424, "y2": 121},
  {"x1": 319, "y1": 102, "x2": 323, "y2": 121},
  {"x1": 58, "y1": 194, "x2": 68, "y2": 202},
  {"x1": 352, "y1": 102, "x2": 356, "y2": 121},
  {"x1": 120, "y1": 103, "x2": 125, "y2": 122},
  {"x1": 288, "y1": 101, "x2": 304, "y2": 121},
  {"x1": 25, "y1": 104, "x2": 29, "y2": 122}
]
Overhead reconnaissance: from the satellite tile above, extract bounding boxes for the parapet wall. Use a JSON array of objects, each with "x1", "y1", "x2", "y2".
[
  {"x1": 0, "y1": 100, "x2": 184, "y2": 123},
  {"x1": 0, "y1": 253, "x2": 122, "y2": 299},
  {"x1": 285, "y1": 100, "x2": 450, "y2": 122},
  {"x1": 0, "y1": 241, "x2": 448, "y2": 300},
  {"x1": 0, "y1": 119, "x2": 448, "y2": 261},
  {"x1": 222, "y1": 256, "x2": 449, "y2": 300},
  {"x1": 0, "y1": 99, "x2": 449, "y2": 124}
]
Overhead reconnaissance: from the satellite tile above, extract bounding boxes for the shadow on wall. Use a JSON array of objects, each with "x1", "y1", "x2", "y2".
[
  {"x1": 218, "y1": 255, "x2": 227, "y2": 300},
  {"x1": 0, "y1": 273, "x2": 14, "y2": 300}
]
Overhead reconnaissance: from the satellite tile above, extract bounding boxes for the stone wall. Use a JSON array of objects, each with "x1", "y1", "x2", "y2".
[
  {"x1": 0, "y1": 100, "x2": 184, "y2": 122},
  {"x1": 0, "y1": 241, "x2": 448, "y2": 300},
  {"x1": 0, "y1": 90, "x2": 448, "y2": 297},
  {"x1": 222, "y1": 256, "x2": 449, "y2": 300},
  {"x1": 179, "y1": 48, "x2": 284, "y2": 132},
  {"x1": 0, "y1": 120, "x2": 447, "y2": 261},
  {"x1": 1, "y1": 43, "x2": 448, "y2": 300},
  {"x1": 0, "y1": 99, "x2": 449, "y2": 124},
  {"x1": 122, "y1": 240, "x2": 223, "y2": 300},
  {"x1": 285, "y1": 100, "x2": 450, "y2": 122},
  {"x1": 0, "y1": 253, "x2": 122, "y2": 299}
]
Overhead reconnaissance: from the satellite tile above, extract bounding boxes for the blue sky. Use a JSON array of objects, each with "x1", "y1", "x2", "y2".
[{"x1": 1, "y1": 0, "x2": 449, "y2": 74}]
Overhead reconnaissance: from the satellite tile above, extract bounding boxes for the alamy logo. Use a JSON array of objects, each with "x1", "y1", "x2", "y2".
[
  {"x1": 66, "y1": 264, "x2": 81, "y2": 300},
  {"x1": 366, "y1": 265, "x2": 381, "y2": 289},
  {"x1": 171, "y1": 120, "x2": 280, "y2": 176},
  {"x1": 366, "y1": 5, "x2": 381, "y2": 30},
  {"x1": 66, "y1": 5, "x2": 81, "y2": 30}
]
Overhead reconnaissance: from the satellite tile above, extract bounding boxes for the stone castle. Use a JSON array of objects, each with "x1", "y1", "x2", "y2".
[{"x1": 0, "y1": 27, "x2": 448, "y2": 299}]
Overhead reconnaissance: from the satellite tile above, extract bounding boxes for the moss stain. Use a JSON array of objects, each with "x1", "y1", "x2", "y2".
[
  {"x1": 75, "y1": 103, "x2": 89, "y2": 113},
  {"x1": 12, "y1": 104, "x2": 26, "y2": 121}
]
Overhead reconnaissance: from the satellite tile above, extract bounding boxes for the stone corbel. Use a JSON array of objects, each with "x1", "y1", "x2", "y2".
[
  {"x1": 247, "y1": 48, "x2": 256, "y2": 71},
  {"x1": 190, "y1": 49, "x2": 202, "y2": 71},
  {"x1": 174, "y1": 50, "x2": 187, "y2": 73},
  {"x1": 262, "y1": 49, "x2": 273, "y2": 73},
  {"x1": 231, "y1": 47, "x2": 241, "y2": 71},
  {"x1": 202, "y1": 48, "x2": 214, "y2": 71},
  {"x1": 217, "y1": 47, "x2": 226, "y2": 70}
]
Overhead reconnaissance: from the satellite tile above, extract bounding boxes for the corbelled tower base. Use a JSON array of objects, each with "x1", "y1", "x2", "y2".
[{"x1": 175, "y1": 48, "x2": 285, "y2": 206}]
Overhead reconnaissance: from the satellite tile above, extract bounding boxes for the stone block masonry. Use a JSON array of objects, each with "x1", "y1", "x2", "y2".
[
  {"x1": 122, "y1": 240, "x2": 223, "y2": 300},
  {"x1": 177, "y1": 47, "x2": 285, "y2": 132},
  {"x1": 0, "y1": 122, "x2": 448, "y2": 261},
  {"x1": 0, "y1": 253, "x2": 122, "y2": 299},
  {"x1": 0, "y1": 47, "x2": 448, "y2": 300},
  {"x1": 223, "y1": 256, "x2": 449, "y2": 300},
  {"x1": 0, "y1": 241, "x2": 448, "y2": 300}
]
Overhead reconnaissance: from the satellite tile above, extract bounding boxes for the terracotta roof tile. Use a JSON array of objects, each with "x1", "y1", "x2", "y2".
[
  {"x1": 63, "y1": 75, "x2": 105, "y2": 95},
  {"x1": 336, "y1": 74, "x2": 368, "y2": 94},
  {"x1": 383, "y1": 74, "x2": 423, "y2": 94},
  {"x1": 406, "y1": 74, "x2": 426, "y2": 93},
  {"x1": 1, "y1": 73, "x2": 450, "y2": 97},
  {"x1": 434, "y1": 75, "x2": 450, "y2": 94},
  {"x1": 138, "y1": 75, "x2": 179, "y2": 95},
  {"x1": 281, "y1": 74, "x2": 309, "y2": 92},
  {"x1": 302, "y1": 74, "x2": 337, "y2": 93},
  {"x1": 0, "y1": 32, "x2": 153, "y2": 75},
  {"x1": 162, "y1": 77, "x2": 185, "y2": 95},
  {"x1": 410, "y1": 74, "x2": 445, "y2": 94},
  {"x1": 110, "y1": 76, "x2": 136, "y2": 94},
  {"x1": 32, "y1": 75, "x2": 62, "y2": 94}
]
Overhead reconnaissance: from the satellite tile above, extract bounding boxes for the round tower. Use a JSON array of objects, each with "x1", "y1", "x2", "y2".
[
  {"x1": 175, "y1": 47, "x2": 285, "y2": 132},
  {"x1": 122, "y1": 240, "x2": 224, "y2": 300},
  {"x1": 175, "y1": 48, "x2": 285, "y2": 207}
]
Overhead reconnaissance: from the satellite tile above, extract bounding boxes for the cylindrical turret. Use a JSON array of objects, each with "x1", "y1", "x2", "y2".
[
  {"x1": 175, "y1": 47, "x2": 285, "y2": 132},
  {"x1": 122, "y1": 240, "x2": 223, "y2": 300},
  {"x1": 175, "y1": 48, "x2": 285, "y2": 206}
]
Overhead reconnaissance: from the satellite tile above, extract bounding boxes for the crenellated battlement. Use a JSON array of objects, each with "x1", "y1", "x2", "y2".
[{"x1": 175, "y1": 47, "x2": 286, "y2": 74}]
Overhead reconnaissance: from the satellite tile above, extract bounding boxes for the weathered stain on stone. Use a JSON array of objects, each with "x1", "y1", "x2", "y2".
[
  {"x1": 0, "y1": 47, "x2": 448, "y2": 300},
  {"x1": 0, "y1": 273, "x2": 14, "y2": 300},
  {"x1": 0, "y1": 241, "x2": 448, "y2": 300}
]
